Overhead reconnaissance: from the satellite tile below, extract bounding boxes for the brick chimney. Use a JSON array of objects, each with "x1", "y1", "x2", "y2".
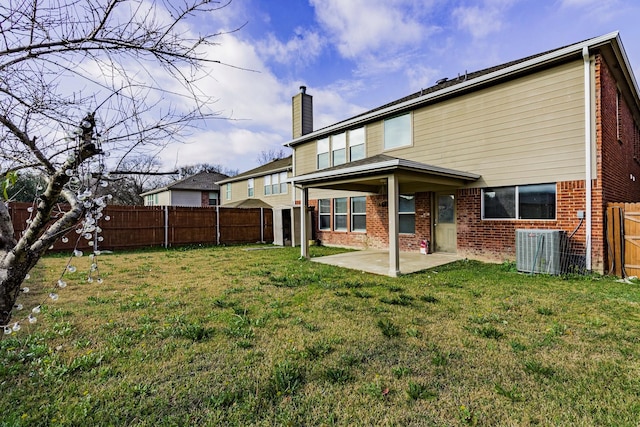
[{"x1": 292, "y1": 85, "x2": 313, "y2": 138}]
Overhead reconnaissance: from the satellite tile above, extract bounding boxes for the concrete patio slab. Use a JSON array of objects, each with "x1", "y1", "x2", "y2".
[{"x1": 311, "y1": 249, "x2": 461, "y2": 276}]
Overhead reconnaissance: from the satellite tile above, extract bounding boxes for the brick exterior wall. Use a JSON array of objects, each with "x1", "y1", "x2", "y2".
[
  {"x1": 456, "y1": 182, "x2": 589, "y2": 265},
  {"x1": 302, "y1": 53, "x2": 640, "y2": 274},
  {"x1": 594, "y1": 54, "x2": 640, "y2": 272},
  {"x1": 311, "y1": 193, "x2": 431, "y2": 252}
]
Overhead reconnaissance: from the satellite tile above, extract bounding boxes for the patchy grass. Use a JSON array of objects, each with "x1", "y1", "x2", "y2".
[{"x1": 2, "y1": 245, "x2": 640, "y2": 426}]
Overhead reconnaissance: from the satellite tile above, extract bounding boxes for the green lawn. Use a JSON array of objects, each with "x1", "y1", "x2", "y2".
[{"x1": 2, "y1": 245, "x2": 639, "y2": 426}]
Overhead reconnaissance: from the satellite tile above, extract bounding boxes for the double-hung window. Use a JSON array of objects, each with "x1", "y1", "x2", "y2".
[
  {"x1": 316, "y1": 127, "x2": 366, "y2": 170},
  {"x1": 317, "y1": 138, "x2": 329, "y2": 169},
  {"x1": 349, "y1": 128, "x2": 365, "y2": 162},
  {"x1": 225, "y1": 183, "x2": 231, "y2": 200},
  {"x1": 399, "y1": 194, "x2": 415, "y2": 234},
  {"x1": 482, "y1": 183, "x2": 556, "y2": 219},
  {"x1": 247, "y1": 179, "x2": 254, "y2": 197},
  {"x1": 319, "y1": 199, "x2": 331, "y2": 230},
  {"x1": 384, "y1": 113, "x2": 411, "y2": 150},
  {"x1": 264, "y1": 175, "x2": 271, "y2": 195},
  {"x1": 351, "y1": 196, "x2": 366, "y2": 232},
  {"x1": 279, "y1": 172, "x2": 288, "y2": 194},
  {"x1": 332, "y1": 133, "x2": 346, "y2": 166},
  {"x1": 334, "y1": 198, "x2": 348, "y2": 231},
  {"x1": 208, "y1": 192, "x2": 218, "y2": 206}
]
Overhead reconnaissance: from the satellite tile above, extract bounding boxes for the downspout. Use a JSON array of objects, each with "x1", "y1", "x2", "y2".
[{"x1": 583, "y1": 46, "x2": 592, "y2": 271}]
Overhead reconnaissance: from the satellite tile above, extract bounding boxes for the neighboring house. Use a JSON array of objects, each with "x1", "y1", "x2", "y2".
[
  {"x1": 217, "y1": 156, "x2": 306, "y2": 245},
  {"x1": 140, "y1": 171, "x2": 229, "y2": 207},
  {"x1": 285, "y1": 32, "x2": 640, "y2": 276}
]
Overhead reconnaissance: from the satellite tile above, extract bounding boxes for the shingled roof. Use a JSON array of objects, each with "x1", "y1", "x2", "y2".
[
  {"x1": 217, "y1": 156, "x2": 292, "y2": 184},
  {"x1": 286, "y1": 32, "x2": 631, "y2": 147},
  {"x1": 141, "y1": 171, "x2": 229, "y2": 196}
]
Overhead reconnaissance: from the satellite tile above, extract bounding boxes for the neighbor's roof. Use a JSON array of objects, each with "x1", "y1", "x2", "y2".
[
  {"x1": 140, "y1": 171, "x2": 229, "y2": 196},
  {"x1": 222, "y1": 198, "x2": 273, "y2": 208},
  {"x1": 286, "y1": 31, "x2": 639, "y2": 147},
  {"x1": 217, "y1": 156, "x2": 292, "y2": 185}
]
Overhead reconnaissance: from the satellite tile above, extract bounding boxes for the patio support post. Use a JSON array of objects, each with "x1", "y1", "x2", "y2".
[
  {"x1": 387, "y1": 174, "x2": 400, "y2": 277},
  {"x1": 301, "y1": 186, "x2": 310, "y2": 259}
]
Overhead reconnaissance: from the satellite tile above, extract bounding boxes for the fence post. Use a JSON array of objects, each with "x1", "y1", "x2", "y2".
[
  {"x1": 260, "y1": 207, "x2": 264, "y2": 243},
  {"x1": 216, "y1": 205, "x2": 220, "y2": 245},
  {"x1": 164, "y1": 205, "x2": 169, "y2": 248}
]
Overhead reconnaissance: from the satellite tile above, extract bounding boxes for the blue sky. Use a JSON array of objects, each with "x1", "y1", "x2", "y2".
[{"x1": 159, "y1": 0, "x2": 640, "y2": 173}]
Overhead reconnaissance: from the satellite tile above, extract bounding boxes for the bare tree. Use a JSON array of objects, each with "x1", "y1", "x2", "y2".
[
  {"x1": 106, "y1": 155, "x2": 167, "y2": 205},
  {"x1": 257, "y1": 148, "x2": 290, "y2": 165},
  {"x1": 0, "y1": 0, "x2": 242, "y2": 327},
  {"x1": 174, "y1": 163, "x2": 239, "y2": 178}
]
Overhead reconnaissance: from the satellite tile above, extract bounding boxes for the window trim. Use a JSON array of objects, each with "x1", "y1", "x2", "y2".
[
  {"x1": 318, "y1": 199, "x2": 331, "y2": 230},
  {"x1": 247, "y1": 178, "x2": 254, "y2": 198},
  {"x1": 399, "y1": 194, "x2": 415, "y2": 234},
  {"x1": 351, "y1": 196, "x2": 366, "y2": 233},
  {"x1": 481, "y1": 183, "x2": 557, "y2": 220},
  {"x1": 333, "y1": 197, "x2": 348, "y2": 231},
  {"x1": 384, "y1": 113, "x2": 412, "y2": 151}
]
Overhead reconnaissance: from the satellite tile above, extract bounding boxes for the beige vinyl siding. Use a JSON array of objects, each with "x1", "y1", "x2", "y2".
[
  {"x1": 309, "y1": 189, "x2": 370, "y2": 200},
  {"x1": 295, "y1": 142, "x2": 318, "y2": 176},
  {"x1": 294, "y1": 59, "x2": 587, "y2": 187},
  {"x1": 220, "y1": 174, "x2": 294, "y2": 207},
  {"x1": 157, "y1": 192, "x2": 171, "y2": 206},
  {"x1": 386, "y1": 60, "x2": 586, "y2": 187}
]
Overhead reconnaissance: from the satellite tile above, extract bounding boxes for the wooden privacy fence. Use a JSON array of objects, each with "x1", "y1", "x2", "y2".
[
  {"x1": 607, "y1": 202, "x2": 640, "y2": 277},
  {"x1": 8, "y1": 203, "x2": 273, "y2": 252}
]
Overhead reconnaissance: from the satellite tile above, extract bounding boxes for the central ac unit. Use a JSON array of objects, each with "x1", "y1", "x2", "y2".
[{"x1": 516, "y1": 229, "x2": 566, "y2": 275}]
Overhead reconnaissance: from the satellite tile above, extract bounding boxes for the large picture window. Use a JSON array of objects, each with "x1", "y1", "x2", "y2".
[
  {"x1": 483, "y1": 184, "x2": 556, "y2": 219},
  {"x1": 319, "y1": 199, "x2": 331, "y2": 230},
  {"x1": 334, "y1": 198, "x2": 348, "y2": 231},
  {"x1": 351, "y1": 196, "x2": 366, "y2": 232},
  {"x1": 399, "y1": 194, "x2": 415, "y2": 234},
  {"x1": 384, "y1": 113, "x2": 411, "y2": 150}
]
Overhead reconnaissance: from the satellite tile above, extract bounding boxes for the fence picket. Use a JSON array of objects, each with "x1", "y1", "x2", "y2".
[{"x1": 7, "y1": 202, "x2": 274, "y2": 251}]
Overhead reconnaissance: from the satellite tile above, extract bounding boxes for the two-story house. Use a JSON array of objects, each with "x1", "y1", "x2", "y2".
[
  {"x1": 286, "y1": 32, "x2": 640, "y2": 276},
  {"x1": 140, "y1": 171, "x2": 228, "y2": 207},
  {"x1": 217, "y1": 156, "x2": 308, "y2": 246}
]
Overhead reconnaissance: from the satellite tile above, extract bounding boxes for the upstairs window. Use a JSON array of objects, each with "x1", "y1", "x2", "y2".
[
  {"x1": 316, "y1": 127, "x2": 366, "y2": 170},
  {"x1": 384, "y1": 113, "x2": 411, "y2": 150},
  {"x1": 332, "y1": 132, "x2": 346, "y2": 166},
  {"x1": 264, "y1": 175, "x2": 271, "y2": 195},
  {"x1": 349, "y1": 128, "x2": 365, "y2": 162},
  {"x1": 317, "y1": 138, "x2": 329, "y2": 169},
  {"x1": 225, "y1": 183, "x2": 231, "y2": 200},
  {"x1": 279, "y1": 172, "x2": 288, "y2": 194},
  {"x1": 247, "y1": 178, "x2": 254, "y2": 197}
]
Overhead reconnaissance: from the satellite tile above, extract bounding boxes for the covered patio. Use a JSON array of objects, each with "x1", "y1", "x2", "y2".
[
  {"x1": 311, "y1": 249, "x2": 462, "y2": 276},
  {"x1": 293, "y1": 154, "x2": 480, "y2": 276}
]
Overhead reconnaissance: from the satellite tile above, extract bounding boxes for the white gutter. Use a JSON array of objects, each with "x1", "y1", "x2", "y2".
[
  {"x1": 285, "y1": 31, "x2": 620, "y2": 147},
  {"x1": 583, "y1": 46, "x2": 592, "y2": 271}
]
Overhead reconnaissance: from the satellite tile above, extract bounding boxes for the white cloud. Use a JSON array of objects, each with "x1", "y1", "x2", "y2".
[
  {"x1": 257, "y1": 28, "x2": 325, "y2": 66},
  {"x1": 453, "y1": 0, "x2": 515, "y2": 39},
  {"x1": 310, "y1": 0, "x2": 435, "y2": 59}
]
